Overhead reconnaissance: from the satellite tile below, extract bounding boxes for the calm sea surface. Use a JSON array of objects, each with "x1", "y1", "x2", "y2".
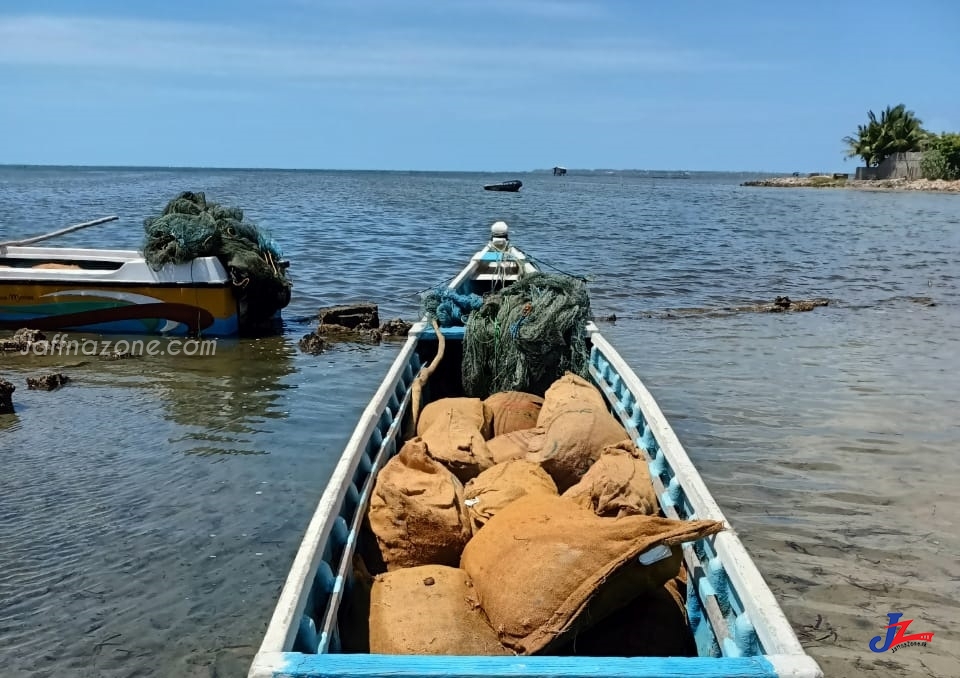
[{"x1": 1, "y1": 168, "x2": 958, "y2": 677}]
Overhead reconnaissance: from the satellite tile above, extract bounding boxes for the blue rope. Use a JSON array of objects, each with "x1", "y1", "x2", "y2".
[{"x1": 421, "y1": 287, "x2": 483, "y2": 327}]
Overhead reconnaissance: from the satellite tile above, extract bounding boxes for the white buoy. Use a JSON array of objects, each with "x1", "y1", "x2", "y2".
[{"x1": 490, "y1": 221, "x2": 509, "y2": 251}]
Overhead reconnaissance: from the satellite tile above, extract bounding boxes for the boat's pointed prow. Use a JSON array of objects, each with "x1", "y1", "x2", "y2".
[{"x1": 490, "y1": 221, "x2": 510, "y2": 250}]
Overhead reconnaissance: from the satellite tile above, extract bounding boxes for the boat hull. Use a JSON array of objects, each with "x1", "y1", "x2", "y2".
[
  {"x1": 0, "y1": 246, "x2": 241, "y2": 336},
  {"x1": 247, "y1": 227, "x2": 822, "y2": 678},
  {"x1": 0, "y1": 280, "x2": 239, "y2": 336},
  {"x1": 483, "y1": 180, "x2": 522, "y2": 192}
]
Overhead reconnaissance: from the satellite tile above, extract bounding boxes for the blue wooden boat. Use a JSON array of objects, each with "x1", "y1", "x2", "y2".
[{"x1": 247, "y1": 222, "x2": 823, "y2": 678}]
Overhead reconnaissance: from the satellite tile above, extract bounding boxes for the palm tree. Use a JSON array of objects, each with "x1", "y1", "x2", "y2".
[
  {"x1": 843, "y1": 104, "x2": 927, "y2": 166},
  {"x1": 844, "y1": 120, "x2": 879, "y2": 166}
]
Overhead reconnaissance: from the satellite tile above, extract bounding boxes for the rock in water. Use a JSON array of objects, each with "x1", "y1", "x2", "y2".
[
  {"x1": 298, "y1": 332, "x2": 326, "y2": 355},
  {"x1": 0, "y1": 378, "x2": 15, "y2": 414},
  {"x1": 26, "y1": 373, "x2": 70, "y2": 391},
  {"x1": 379, "y1": 318, "x2": 413, "y2": 337},
  {"x1": 317, "y1": 303, "x2": 380, "y2": 331}
]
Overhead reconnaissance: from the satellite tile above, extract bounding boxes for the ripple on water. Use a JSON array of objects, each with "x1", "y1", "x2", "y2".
[{"x1": 2, "y1": 169, "x2": 959, "y2": 677}]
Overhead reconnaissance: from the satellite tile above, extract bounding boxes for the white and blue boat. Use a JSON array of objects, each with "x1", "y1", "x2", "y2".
[{"x1": 247, "y1": 222, "x2": 823, "y2": 678}]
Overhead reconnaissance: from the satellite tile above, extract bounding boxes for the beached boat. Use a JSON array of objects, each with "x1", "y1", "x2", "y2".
[
  {"x1": 0, "y1": 244, "x2": 244, "y2": 336},
  {"x1": 0, "y1": 212, "x2": 291, "y2": 337},
  {"x1": 483, "y1": 180, "x2": 522, "y2": 192},
  {"x1": 247, "y1": 222, "x2": 823, "y2": 678}
]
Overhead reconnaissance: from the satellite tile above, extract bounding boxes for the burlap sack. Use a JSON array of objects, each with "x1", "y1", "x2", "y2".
[
  {"x1": 483, "y1": 391, "x2": 544, "y2": 437},
  {"x1": 526, "y1": 406, "x2": 627, "y2": 493},
  {"x1": 562, "y1": 440, "x2": 659, "y2": 517},
  {"x1": 417, "y1": 397, "x2": 491, "y2": 438},
  {"x1": 460, "y1": 494, "x2": 723, "y2": 654},
  {"x1": 537, "y1": 372, "x2": 609, "y2": 430},
  {"x1": 557, "y1": 569, "x2": 695, "y2": 657},
  {"x1": 368, "y1": 565, "x2": 511, "y2": 655},
  {"x1": 486, "y1": 428, "x2": 546, "y2": 465},
  {"x1": 420, "y1": 411, "x2": 494, "y2": 483},
  {"x1": 368, "y1": 438, "x2": 472, "y2": 570},
  {"x1": 463, "y1": 460, "x2": 558, "y2": 533}
]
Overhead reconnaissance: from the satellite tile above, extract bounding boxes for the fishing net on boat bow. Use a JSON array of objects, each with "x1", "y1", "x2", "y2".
[
  {"x1": 142, "y1": 191, "x2": 291, "y2": 327},
  {"x1": 422, "y1": 273, "x2": 592, "y2": 399}
]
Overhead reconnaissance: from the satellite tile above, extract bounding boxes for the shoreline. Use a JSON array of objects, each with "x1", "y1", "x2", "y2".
[{"x1": 742, "y1": 175, "x2": 960, "y2": 193}]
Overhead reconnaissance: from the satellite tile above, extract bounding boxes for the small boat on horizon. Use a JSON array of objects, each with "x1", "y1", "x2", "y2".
[
  {"x1": 483, "y1": 180, "x2": 522, "y2": 192},
  {"x1": 246, "y1": 221, "x2": 823, "y2": 678}
]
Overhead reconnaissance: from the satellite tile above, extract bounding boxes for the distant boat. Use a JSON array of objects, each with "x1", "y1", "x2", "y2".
[{"x1": 483, "y1": 180, "x2": 522, "y2": 192}]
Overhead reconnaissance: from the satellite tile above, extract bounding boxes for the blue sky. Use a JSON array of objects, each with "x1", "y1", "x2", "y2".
[{"x1": 1, "y1": 0, "x2": 957, "y2": 172}]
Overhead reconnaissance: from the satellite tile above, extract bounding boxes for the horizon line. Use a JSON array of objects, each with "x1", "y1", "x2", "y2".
[{"x1": 0, "y1": 163, "x2": 810, "y2": 175}]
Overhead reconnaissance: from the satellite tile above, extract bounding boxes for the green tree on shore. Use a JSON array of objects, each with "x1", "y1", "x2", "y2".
[
  {"x1": 843, "y1": 104, "x2": 927, "y2": 166},
  {"x1": 921, "y1": 132, "x2": 960, "y2": 180}
]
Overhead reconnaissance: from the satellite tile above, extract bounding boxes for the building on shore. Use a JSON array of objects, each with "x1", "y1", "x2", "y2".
[{"x1": 855, "y1": 151, "x2": 923, "y2": 180}]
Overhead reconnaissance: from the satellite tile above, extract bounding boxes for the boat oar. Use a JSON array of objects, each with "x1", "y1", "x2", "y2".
[{"x1": 0, "y1": 215, "x2": 119, "y2": 249}]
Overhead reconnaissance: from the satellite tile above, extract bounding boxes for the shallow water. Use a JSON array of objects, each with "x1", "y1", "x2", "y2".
[{"x1": 1, "y1": 168, "x2": 958, "y2": 677}]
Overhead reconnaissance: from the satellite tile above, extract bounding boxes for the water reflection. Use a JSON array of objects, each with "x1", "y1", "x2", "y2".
[
  {"x1": 143, "y1": 336, "x2": 297, "y2": 455},
  {"x1": 2, "y1": 331, "x2": 297, "y2": 456}
]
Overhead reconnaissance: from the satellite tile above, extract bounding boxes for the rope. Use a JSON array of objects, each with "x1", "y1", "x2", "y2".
[{"x1": 409, "y1": 318, "x2": 445, "y2": 437}]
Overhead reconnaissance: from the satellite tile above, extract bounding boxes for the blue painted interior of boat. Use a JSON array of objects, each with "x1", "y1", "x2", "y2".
[{"x1": 274, "y1": 653, "x2": 780, "y2": 677}]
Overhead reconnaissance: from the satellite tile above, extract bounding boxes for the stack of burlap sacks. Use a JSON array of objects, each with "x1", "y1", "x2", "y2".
[{"x1": 358, "y1": 373, "x2": 723, "y2": 657}]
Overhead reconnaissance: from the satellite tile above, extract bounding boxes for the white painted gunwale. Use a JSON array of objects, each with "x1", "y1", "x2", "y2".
[{"x1": 0, "y1": 245, "x2": 230, "y2": 284}]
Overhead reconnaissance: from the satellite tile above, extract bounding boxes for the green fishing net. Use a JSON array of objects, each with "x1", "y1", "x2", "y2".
[
  {"x1": 142, "y1": 191, "x2": 291, "y2": 327},
  {"x1": 460, "y1": 272, "x2": 592, "y2": 398}
]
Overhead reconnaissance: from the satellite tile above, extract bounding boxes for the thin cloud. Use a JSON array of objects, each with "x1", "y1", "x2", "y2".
[
  {"x1": 288, "y1": 0, "x2": 607, "y2": 20},
  {"x1": 0, "y1": 14, "x2": 762, "y2": 81}
]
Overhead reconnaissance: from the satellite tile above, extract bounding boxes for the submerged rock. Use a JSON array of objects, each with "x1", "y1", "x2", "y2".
[
  {"x1": 306, "y1": 304, "x2": 414, "y2": 350},
  {"x1": 379, "y1": 318, "x2": 413, "y2": 337},
  {"x1": 298, "y1": 332, "x2": 326, "y2": 355},
  {"x1": 318, "y1": 303, "x2": 380, "y2": 331},
  {"x1": 1, "y1": 328, "x2": 46, "y2": 352},
  {"x1": 26, "y1": 373, "x2": 70, "y2": 391},
  {"x1": 0, "y1": 378, "x2": 14, "y2": 414}
]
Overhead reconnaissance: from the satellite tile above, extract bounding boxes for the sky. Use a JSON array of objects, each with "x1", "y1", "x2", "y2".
[{"x1": 0, "y1": 0, "x2": 957, "y2": 172}]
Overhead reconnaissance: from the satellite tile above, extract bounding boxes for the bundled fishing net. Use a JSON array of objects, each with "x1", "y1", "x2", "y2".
[
  {"x1": 461, "y1": 273, "x2": 592, "y2": 398},
  {"x1": 142, "y1": 191, "x2": 291, "y2": 327},
  {"x1": 420, "y1": 288, "x2": 484, "y2": 327}
]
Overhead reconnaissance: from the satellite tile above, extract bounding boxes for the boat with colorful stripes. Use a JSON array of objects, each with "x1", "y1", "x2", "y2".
[
  {"x1": 1, "y1": 208, "x2": 291, "y2": 337},
  {"x1": 0, "y1": 244, "x2": 245, "y2": 336}
]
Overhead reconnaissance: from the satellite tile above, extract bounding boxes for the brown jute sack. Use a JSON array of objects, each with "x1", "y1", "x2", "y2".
[
  {"x1": 369, "y1": 565, "x2": 511, "y2": 655},
  {"x1": 486, "y1": 427, "x2": 546, "y2": 465},
  {"x1": 483, "y1": 391, "x2": 544, "y2": 437},
  {"x1": 420, "y1": 410, "x2": 494, "y2": 483},
  {"x1": 557, "y1": 569, "x2": 696, "y2": 657},
  {"x1": 417, "y1": 397, "x2": 491, "y2": 438},
  {"x1": 526, "y1": 405, "x2": 628, "y2": 492},
  {"x1": 463, "y1": 460, "x2": 558, "y2": 533},
  {"x1": 368, "y1": 438, "x2": 472, "y2": 570},
  {"x1": 562, "y1": 440, "x2": 659, "y2": 517},
  {"x1": 537, "y1": 372, "x2": 609, "y2": 430},
  {"x1": 460, "y1": 494, "x2": 723, "y2": 654}
]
